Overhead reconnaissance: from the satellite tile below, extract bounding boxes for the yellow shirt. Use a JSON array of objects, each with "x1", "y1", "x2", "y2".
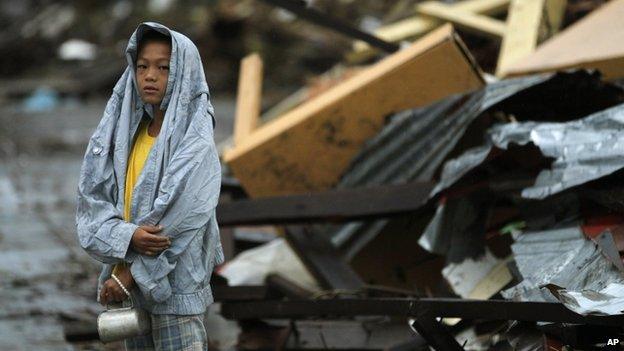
[{"x1": 113, "y1": 119, "x2": 156, "y2": 276}]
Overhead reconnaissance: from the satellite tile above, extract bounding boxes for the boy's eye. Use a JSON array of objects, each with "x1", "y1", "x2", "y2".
[
  {"x1": 137, "y1": 64, "x2": 147, "y2": 69},
  {"x1": 159, "y1": 65, "x2": 169, "y2": 70}
]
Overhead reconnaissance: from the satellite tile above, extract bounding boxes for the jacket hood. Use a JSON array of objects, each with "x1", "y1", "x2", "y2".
[{"x1": 124, "y1": 22, "x2": 212, "y2": 123}]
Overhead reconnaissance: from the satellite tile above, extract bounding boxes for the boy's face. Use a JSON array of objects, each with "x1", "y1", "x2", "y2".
[{"x1": 136, "y1": 41, "x2": 171, "y2": 106}]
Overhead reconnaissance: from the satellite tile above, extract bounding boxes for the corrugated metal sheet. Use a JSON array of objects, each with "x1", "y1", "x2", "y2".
[
  {"x1": 319, "y1": 71, "x2": 624, "y2": 259},
  {"x1": 553, "y1": 282, "x2": 624, "y2": 316},
  {"x1": 501, "y1": 226, "x2": 624, "y2": 302},
  {"x1": 431, "y1": 101, "x2": 624, "y2": 199},
  {"x1": 322, "y1": 74, "x2": 558, "y2": 258}
]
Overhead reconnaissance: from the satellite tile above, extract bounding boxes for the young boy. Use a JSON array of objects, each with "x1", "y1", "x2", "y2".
[{"x1": 76, "y1": 22, "x2": 223, "y2": 351}]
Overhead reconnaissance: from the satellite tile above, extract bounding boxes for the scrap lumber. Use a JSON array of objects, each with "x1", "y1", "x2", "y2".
[
  {"x1": 503, "y1": 0, "x2": 624, "y2": 80},
  {"x1": 349, "y1": 0, "x2": 510, "y2": 62},
  {"x1": 285, "y1": 226, "x2": 365, "y2": 291},
  {"x1": 496, "y1": 0, "x2": 567, "y2": 76},
  {"x1": 266, "y1": 273, "x2": 314, "y2": 299},
  {"x1": 234, "y1": 53, "x2": 263, "y2": 146},
  {"x1": 212, "y1": 285, "x2": 270, "y2": 301},
  {"x1": 220, "y1": 298, "x2": 624, "y2": 326},
  {"x1": 224, "y1": 25, "x2": 484, "y2": 197},
  {"x1": 416, "y1": 1, "x2": 507, "y2": 39},
  {"x1": 409, "y1": 312, "x2": 464, "y2": 350},
  {"x1": 216, "y1": 181, "x2": 434, "y2": 226}
]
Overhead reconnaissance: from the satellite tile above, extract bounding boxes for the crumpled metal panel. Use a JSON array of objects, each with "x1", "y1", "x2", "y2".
[
  {"x1": 432, "y1": 102, "x2": 624, "y2": 200},
  {"x1": 340, "y1": 74, "x2": 551, "y2": 187},
  {"x1": 544, "y1": 230, "x2": 624, "y2": 315},
  {"x1": 429, "y1": 146, "x2": 491, "y2": 198},
  {"x1": 418, "y1": 192, "x2": 488, "y2": 261},
  {"x1": 323, "y1": 74, "x2": 556, "y2": 257},
  {"x1": 493, "y1": 104, "x2": 624, "y2": 199},
  {"x1": 501, "y1": 226, "x2": 624, "y2": 302},
  {"x1": 553, "y1": 282, "x2": 624, "y2": 316}
]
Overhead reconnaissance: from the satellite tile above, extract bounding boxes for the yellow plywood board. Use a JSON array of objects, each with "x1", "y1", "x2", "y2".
[
  {"x1": 224, "y1": 25, "x2": 484, "y2": 198},
  {"x1": 504, "y1": 0, "x2": 624, "y2": 80}
]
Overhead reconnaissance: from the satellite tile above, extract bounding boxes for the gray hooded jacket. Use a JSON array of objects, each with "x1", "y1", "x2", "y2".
[{"x1": 75, "y1": 22, "x2": 224, "y2": 315}]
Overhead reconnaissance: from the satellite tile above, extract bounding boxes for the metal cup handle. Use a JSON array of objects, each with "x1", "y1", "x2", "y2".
[{"x1": 105, "y1": 291, "x2": 135, "y2": 310}]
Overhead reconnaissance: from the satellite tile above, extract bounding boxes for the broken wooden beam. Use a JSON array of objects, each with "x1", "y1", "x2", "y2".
[
  {"x1": 496, "y1": 0, "x2": 567, "y2": 76},
  {"x1": 266, "y1": 273, "x2": 314, "y2": 299},
  {"x1": 285, "y1": 226, "x2": 365, "y2": 291},
  {"x1": 350, "y1": 0, "x2": 511, "y2": 63},
  {"x1": 212, "y1": 285, "x2": 270, "y2": 302},
  {"x1": 416, "y1": 1, "x2": 507, "y2": 39},
  {"x1": 409, "y1": 310, "x2": 464, "y2": 350},
  {"x1": 216, "y1": 181, "x2": 434, "y2": 226},
  {"x1": 234, "y1": 53, "x2": 264, "y2": 146},
  {"x1": 220, "y1": 298, "x2": 624, "y2": 326}
]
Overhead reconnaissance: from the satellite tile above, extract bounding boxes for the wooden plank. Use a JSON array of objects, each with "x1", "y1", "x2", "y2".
[
  {"x1": 496, "y1": 0, "x2": 567, "y2": 76},
  {"x1": 409, "y1": 313, "x2": 465, "y2": 350},
  {"x1": 416, "y1": 1, "x2": 507, "y2": 38},
  {"x1": 285, "y1": 226, "x2": 365, "y2": 290},
  {"x1": 224, "y1": 25, "x2": 483, "y2": 197},
  {"x1": 266, "y1": 273, "x2": 314, "y2": 299},
  {"x1": 212, "y1": 285, "x2": 270, "y2": 301},
  {"x1": 503, "y1": 0, "x2": 624, "y2": 80},
  {"x1": 220, "y1": 298, "x2": 624, "y2": 326},
  {"x1": 234, "y1": 53, "x2": 263, "y2": 146},
  {"x1": 350, "y1": 0, "x2": 511, "y2": 62},
  {"x1": 440, "y1": 0, "x2": 511, "y2": 14},
  {"x1": 216, "y1": 181, "x2": 434, "y2": 226}
]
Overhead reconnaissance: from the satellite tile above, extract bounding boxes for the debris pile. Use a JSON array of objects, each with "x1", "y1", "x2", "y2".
[{"x1": 215, "y1": 0, "x2": 624, "y2": 349}]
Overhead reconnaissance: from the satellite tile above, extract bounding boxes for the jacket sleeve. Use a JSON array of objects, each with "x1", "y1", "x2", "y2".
[
  {"x1": 130, "y1": 119, "x2": 222, "y2": 303},
  {"x1": 75, "y1": 111, "x2": 139, "y2": 265}
]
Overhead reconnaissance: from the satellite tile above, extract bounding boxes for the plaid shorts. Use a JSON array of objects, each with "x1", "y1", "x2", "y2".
[{"x1": 124, "y1": 314, "x2": 207, "y2": 351}]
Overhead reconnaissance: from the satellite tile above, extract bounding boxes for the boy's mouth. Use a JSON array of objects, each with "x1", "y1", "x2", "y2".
[{"x1": 143, "y1": 86, "x2": 158, "y2": 94}]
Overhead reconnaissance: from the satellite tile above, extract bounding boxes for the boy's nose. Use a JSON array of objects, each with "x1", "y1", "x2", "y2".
[{"x1": 145, "y1": 68, "x2": 157, "y2": 81}]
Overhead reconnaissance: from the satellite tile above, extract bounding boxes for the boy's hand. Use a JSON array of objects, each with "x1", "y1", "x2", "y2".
[
  {"x1": 100, "y1": 266, "x2": 135, "y2": 305},
  {"x1": 131, "y1": 225, "x2": 170, "y2": 256}
]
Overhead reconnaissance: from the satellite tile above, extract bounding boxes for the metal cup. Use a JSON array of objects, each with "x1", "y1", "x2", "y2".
[{"x1": 97, "y1": 298, "x2": 151, "y2": 343}]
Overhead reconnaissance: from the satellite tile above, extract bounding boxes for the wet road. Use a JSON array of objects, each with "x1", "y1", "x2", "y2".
[{"x1": 0, "y1": 97, "x2": 235, "y2": 350}]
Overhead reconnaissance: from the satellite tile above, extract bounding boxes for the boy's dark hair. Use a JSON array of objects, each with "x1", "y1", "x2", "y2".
[{"x1": 137, "y1": 29, "x2": 171, "y2": 55}]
